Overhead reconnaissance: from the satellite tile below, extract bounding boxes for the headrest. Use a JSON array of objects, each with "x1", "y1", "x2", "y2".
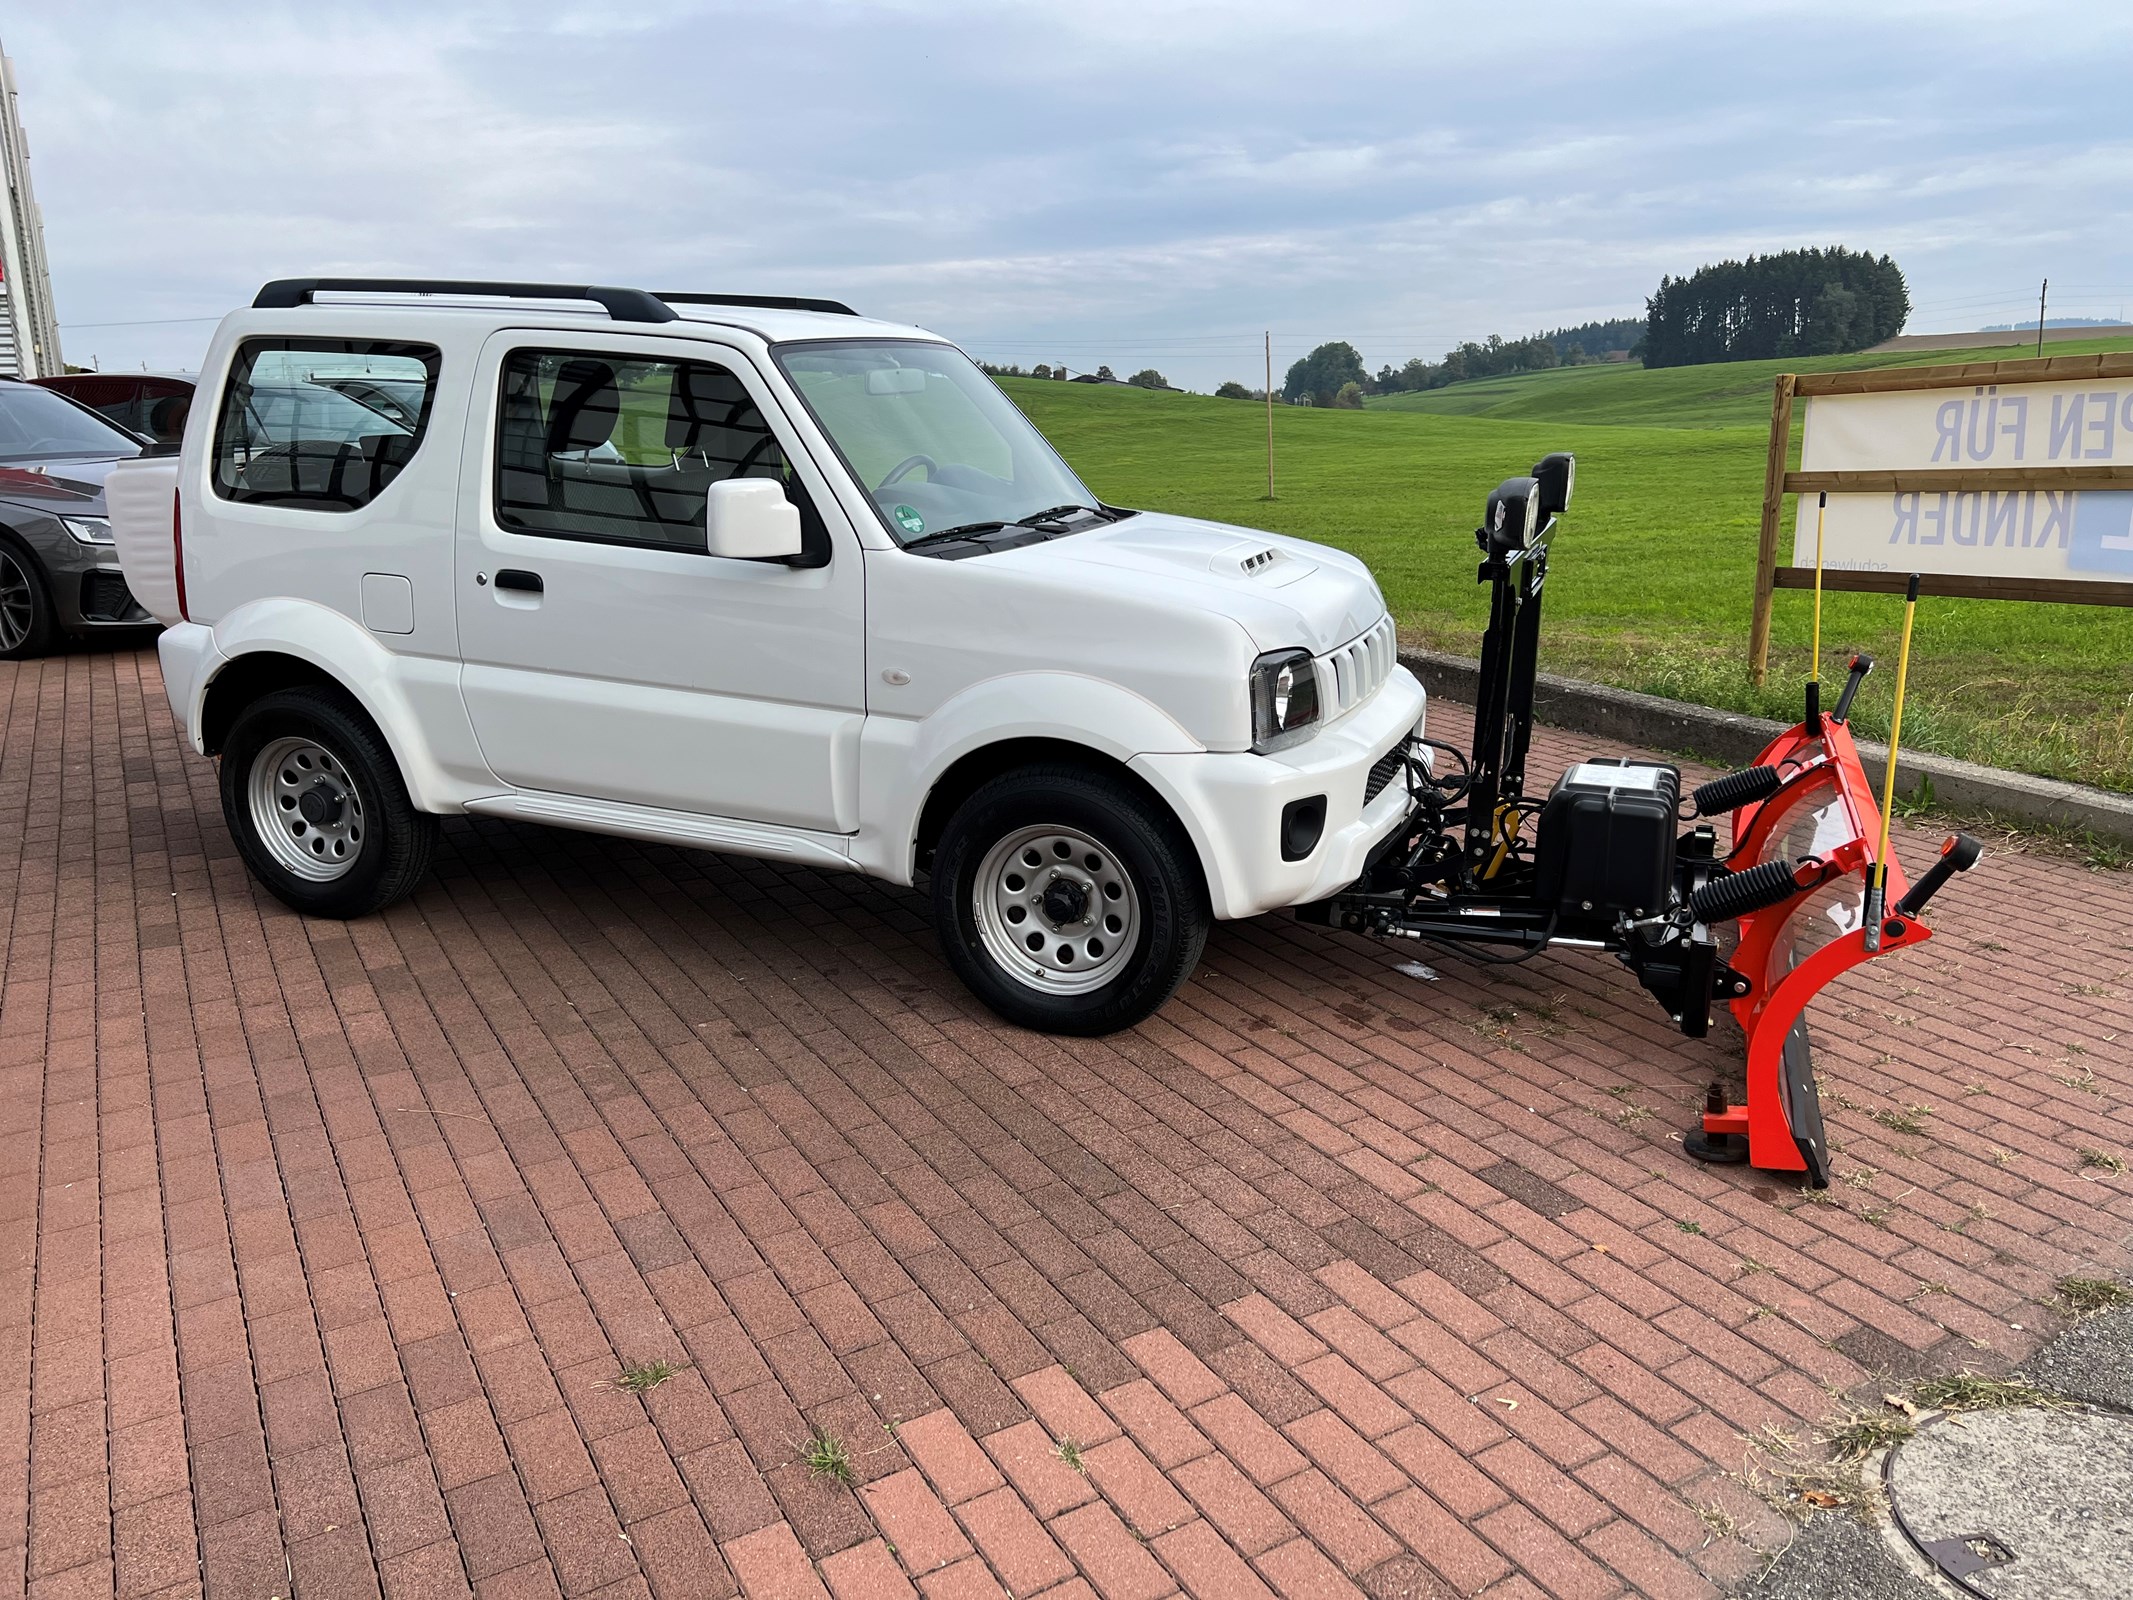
[
  {"x1": 666, "y1": 364, "x2": 754, "y2": 450},
  {"x1": 547, "y1": 360, "x2": 620, "y2": 454}
]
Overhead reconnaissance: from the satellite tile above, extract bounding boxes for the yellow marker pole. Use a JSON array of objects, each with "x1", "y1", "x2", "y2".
[
  {"x1": 1807, "y1": 491, "x2": 1828, "y2": 731},
  {"x1": 1864, "y1": 572, "x2": 1920, "y2": 951}
]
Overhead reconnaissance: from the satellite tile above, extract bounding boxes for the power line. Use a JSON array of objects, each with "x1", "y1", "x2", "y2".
[{"x1": 57, "y1": 314, "x2": 222, "y2": 330}]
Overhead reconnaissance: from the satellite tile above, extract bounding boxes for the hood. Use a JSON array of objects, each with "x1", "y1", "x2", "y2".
[
  {"x1": 0, "y1": 456, "x2": 129, "y2": 517},
  {"x1": 990, "y1": 510, "x2": 1388, "y2": 654}
]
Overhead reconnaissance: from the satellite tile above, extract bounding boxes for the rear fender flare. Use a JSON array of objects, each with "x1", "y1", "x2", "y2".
[{"x1": 194, "y1": 599, "x2": 470, "y2": 812}]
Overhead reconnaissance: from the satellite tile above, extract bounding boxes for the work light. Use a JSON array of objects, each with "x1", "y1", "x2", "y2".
[
  {"x1": 1483, "y1": 476, "x2": 1540, "y2": 554},
  {"x1": 1532, "y1": 452, "x2": 1575, "y2": 519}
]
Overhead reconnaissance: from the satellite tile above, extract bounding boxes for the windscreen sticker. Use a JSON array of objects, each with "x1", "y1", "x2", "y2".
[{"x1": 893, "y1": 504, "x2": 925, "y2": 536}]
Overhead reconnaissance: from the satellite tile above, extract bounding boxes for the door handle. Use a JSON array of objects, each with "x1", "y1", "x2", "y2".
[{"x1": 494, "y1": 569, "x2": 544, "y2": 594}]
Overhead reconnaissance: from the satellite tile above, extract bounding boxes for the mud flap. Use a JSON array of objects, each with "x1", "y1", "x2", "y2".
[{"x1": 1777, "y1": 1016, "x2": 1830, "y2": 1188}]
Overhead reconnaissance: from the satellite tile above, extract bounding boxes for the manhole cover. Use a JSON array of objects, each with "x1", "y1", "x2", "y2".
[{"x1": 1886, "y1": 1406, "x2": 2133, "y2": 1599}]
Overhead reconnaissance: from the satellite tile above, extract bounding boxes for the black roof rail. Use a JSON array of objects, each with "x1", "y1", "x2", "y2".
[
  {"x1": 656, "y1": 292, "x2": 858, "y2": 316},
  {"x1": 252, "y1": 278, "x2": 678, "y2": 323}
]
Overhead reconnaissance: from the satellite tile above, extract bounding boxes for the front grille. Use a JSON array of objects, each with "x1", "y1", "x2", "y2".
[
  {"x1": 1363, "y1": 738, "x2": 1411, "y2": 805},
  {"x1": 1318, "y1": 616, "x2": 1398, "y2": 717},
  {"x1": 79, "y1": 571, "x2": 141, "y2": 622}
]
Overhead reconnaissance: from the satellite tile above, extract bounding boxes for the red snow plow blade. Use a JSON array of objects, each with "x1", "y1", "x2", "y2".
[{"x1": 1690, "y1": 689, "x2": 1980, "y2": 1186}]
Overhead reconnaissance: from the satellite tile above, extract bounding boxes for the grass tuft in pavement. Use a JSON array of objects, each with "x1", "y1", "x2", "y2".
[
  {"x1": 2055, "y1": 1275, "x2": 2133, "y2": 1316},
  {"x1": 614, "y1": 1358, "x2": 685, "y2": 1396},
  {"x1": 801, "y1": 1427, "x2": 856, "y2": 1485},
  {"x1": 1912, "y1": 1371, "x2": 2067, "y2": 1412},
  {"x1": 1825, "y1": 1411, "x2": 1914, "y2": 1462}
]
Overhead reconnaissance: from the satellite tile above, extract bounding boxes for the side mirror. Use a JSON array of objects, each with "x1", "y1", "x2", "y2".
[{"x1": 706, "y1": 478, "x2": 802, "y2": 561}]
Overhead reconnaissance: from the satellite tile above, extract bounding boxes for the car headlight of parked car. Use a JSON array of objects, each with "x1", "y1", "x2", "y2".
[
  {"x1": 60, "y1": 515, "x2": 114, "y2": 545},
  {"x1": 1250, "y1": 648, "x2": 1321, "y2": 753}
]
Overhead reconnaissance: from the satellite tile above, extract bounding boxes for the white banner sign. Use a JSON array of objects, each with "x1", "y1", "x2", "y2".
[{"x1": 1792, "y1": 379, "x2": 2133, "y2": 580}]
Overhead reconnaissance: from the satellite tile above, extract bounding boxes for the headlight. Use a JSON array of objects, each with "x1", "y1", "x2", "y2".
[
  {"x1": 60, "y1": 515, "x2": 114, "y2": 546},
  {"x1": 1250, "y1": 648, "x2": 1320, "y2": 753}
]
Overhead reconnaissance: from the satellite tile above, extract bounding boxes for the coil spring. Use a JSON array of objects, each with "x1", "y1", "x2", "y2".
[
  {"x1": 1689, "y1": 858, "x2": 1804, "y2": 924},
  {"x1": 1690, "y1": 764, "x2": 1783, "y2": 818}
]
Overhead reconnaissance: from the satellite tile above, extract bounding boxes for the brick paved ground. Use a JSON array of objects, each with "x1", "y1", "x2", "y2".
[{"x1": 3, "y1": 645, "x2": 2129, "y2": 1600}]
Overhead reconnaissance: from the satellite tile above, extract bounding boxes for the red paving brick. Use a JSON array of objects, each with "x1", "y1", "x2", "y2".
[{"x1": 5, "y1": 647, "x2": 2131, "y2": 1600}]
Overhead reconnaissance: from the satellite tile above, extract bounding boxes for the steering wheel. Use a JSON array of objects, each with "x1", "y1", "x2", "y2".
[{"x1": 877, "y1": 454, "x2": 936, "y2": 490}]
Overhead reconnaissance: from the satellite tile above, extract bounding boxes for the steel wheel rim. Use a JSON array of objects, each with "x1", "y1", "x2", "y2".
[
  {"x1": 248, "y1": 735, "x2": 365, "y2": 882},
  {"x1": 0, "y1": 549, "x2": 32, "y2": 651},
  {"x1": 973, "y1": 823, "x2": 1140, "y2": 995}
]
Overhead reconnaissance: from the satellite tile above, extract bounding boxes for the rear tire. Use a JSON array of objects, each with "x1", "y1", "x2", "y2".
[
  {"x1": 932, "y1": 765, "x2": 1209, "y2": 1035},
  {"x1": 220, "y1": 686, "x2": 437, "y2": 918},
  {"x1": 0, "y1": 538, "x2": 55, "y2": 659}
]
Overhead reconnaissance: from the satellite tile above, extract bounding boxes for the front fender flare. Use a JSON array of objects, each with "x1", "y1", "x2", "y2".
[{"x1": 857, "y1": 671, "x2": 1210, "y2": 884}]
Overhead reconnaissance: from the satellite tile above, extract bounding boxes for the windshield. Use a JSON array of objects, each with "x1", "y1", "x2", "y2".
[
  {"x1": 0, "y1": 382, "x2": 143, "y2": 463},
  {"x1": 241, "y1": 384, "x2": 414, "y2": 447},
  {"x1": 312, "y1": 376, "x2": 427, "y2": 428},
  {"x1": 775, "y1": 339, "x2": 1094, "y2": 544}
]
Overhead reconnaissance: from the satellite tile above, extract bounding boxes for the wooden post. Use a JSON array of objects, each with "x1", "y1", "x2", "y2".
[
  {"x1": 1749, "y1": 372, "x2": 1796, "y2": 686},
  {"x1": 1264, "y1": 332, "x2": 1275, "y2": 499}
]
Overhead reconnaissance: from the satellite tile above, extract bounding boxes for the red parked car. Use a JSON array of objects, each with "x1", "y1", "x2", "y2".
[{"x1": 33, "y1": 371, "x2": 196, "y2": 448}]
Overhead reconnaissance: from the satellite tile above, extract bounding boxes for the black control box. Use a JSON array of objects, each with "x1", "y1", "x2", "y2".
[{"x1": 1532, "y1": 758, "x2": 1680, "y2": 926}]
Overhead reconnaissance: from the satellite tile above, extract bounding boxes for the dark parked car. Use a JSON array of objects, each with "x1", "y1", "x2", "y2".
[
  {"x1": 0, "y1": 377, "x2": 156, "y2": 658},
  {"x1": 34, "y1": 370, "x2": 196, "y2": 447}
]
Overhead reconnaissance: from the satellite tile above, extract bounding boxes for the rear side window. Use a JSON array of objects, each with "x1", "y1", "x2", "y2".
[
  {"x1": 494, "y1": 349, "x2": 794, "y2": 549},
  {"x1": 212, "y1": 338, "x2": 439, "y2": 510}
]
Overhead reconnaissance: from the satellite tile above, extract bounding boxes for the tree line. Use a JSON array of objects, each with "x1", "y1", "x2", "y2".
[
  {"x1": 1253, "y1": 317, "x2": 1641, "y2": 408},
  {"x1": 984, "y1": 245, "x2": 1907, "y2": 407},
  {"x1": 1641, "y1": 247, "x2": 1908, "y2": 368},
  {"x1": 978, "y1": 361, "x2": 1172, "y2": 388}
]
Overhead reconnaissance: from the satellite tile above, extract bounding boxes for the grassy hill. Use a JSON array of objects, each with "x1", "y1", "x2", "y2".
[
  {"x1": 1000, "y1": 356, "x2": 2133, "y2": 792},
  {"x1": 1365, "y1": 333, "x2": 2133, "y2": 428}
]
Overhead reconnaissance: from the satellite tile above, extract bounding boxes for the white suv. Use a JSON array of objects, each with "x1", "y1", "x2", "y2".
[{"x1": 108, "y1": 279, "x2": 1423, "y2": 1034}]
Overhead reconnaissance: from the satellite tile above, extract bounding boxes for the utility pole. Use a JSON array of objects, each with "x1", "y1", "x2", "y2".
[
  {"x1": 2037, "y1": 278, "x2": 2048, "y2": 357},
  {"x1": 1263, "y1": 332, "x2": 1275, "y2": 500}
]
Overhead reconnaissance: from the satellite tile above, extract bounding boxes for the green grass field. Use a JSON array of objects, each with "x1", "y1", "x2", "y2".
[{"x1": 999, "y1": 336, "x2": 2133, "y2": 792}]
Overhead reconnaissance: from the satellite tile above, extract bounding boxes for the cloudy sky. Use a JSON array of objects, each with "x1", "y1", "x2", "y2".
[{"x1": 10, "y1": 1, "x2": 2133, "y2": 390}]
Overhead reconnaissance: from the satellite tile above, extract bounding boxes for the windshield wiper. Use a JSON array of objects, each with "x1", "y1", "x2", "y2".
[
  {"x1": 900, "y1": 505, "x2": 1115, "y2": 555},
  {"x1": 1013, "y1": 503, "x2": 1106, "y2": 527},
  {"x1": 900, "y1": 521, "x2": 1007, "y2": 549}
]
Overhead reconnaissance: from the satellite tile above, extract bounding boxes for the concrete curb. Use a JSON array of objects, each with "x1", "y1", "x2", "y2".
[{"x1": 1398, "y1": 646, "x2": 2133, "y2": 846}]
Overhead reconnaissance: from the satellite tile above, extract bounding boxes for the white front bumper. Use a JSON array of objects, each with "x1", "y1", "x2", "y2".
[{"x1": 1133, "y1": 667, "x2": 1426, "y2": 921}]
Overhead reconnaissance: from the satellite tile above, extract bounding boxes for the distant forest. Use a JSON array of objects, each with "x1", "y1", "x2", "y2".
[
  {"x1": 1641, "y1": 247, "x2": 1908, "y2": 368},
  {"x1": 1364, "y1": 316, "x2": 1644, "y2": 397}
]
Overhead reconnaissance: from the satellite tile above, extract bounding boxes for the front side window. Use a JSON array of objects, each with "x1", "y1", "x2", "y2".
[
  {"x1": 775, "y1": 339, "x2": 1095, "y2": 545},
  {"x1": 212, "y1": 338, "x2": 437, "y2": 510},
  {"x1": 495, "y1": 349, "x2": 800, "y2": 550}
]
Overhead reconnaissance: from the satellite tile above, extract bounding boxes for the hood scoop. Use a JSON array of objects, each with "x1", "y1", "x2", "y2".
[{"x1": 1209, "y1": 541, "x2": 1313, "y2": 586}]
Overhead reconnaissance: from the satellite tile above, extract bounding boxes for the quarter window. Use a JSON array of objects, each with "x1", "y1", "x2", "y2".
[
  {"x1": 494, "y1": 350, "x2": 806, "y2": 551},
  {"x1": 211, "y1": 338, "x2": 438, "y2": 510}
]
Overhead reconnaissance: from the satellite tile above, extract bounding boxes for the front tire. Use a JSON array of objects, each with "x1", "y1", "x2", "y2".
[
  {"x1": 220, "y1": 687, "x2": 437, "y2": 918},
  {"x1": 0, "y1": 538, "x2": 56, "y2": 659},
  {"x1": 932, "y1": 766, "x2": 1209, "y2": 1035}
]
